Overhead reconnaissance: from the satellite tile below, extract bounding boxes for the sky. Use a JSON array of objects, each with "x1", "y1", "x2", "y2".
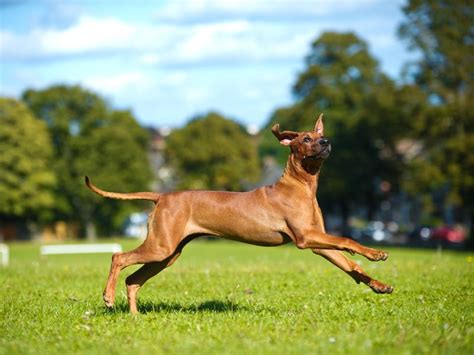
[{"x1": 0, "y1": 0, "x2": 415, "y2": 130}]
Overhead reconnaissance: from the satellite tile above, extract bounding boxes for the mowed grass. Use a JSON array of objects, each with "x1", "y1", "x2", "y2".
[{"x1": 1, "y1": 239, "x2": 473, "y2": 354}]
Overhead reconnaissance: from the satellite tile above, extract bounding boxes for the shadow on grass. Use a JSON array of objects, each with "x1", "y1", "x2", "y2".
[{"x1": 107, "y1": 299, "x2": 251, "y2": 315}]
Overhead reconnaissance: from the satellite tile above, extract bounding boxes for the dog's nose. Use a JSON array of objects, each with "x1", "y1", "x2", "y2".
[{"x1": 319, "y1": 138, "x2": 329, "y2": 147}]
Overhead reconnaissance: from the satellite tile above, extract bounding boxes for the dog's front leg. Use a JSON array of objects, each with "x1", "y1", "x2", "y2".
[
  {"x1": 293, "y1": 229, "x2": 388, "y2": 262},
  {"x1": 312, "y1": 249, "x2": 393, "y2": 293}
]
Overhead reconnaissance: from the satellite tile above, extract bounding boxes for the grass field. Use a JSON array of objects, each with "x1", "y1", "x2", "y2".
[{"x1": 1, "y1": 239, "x2": 473, "y2": 354}]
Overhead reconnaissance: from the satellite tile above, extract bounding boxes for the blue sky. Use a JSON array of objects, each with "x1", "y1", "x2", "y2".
[{"x1": 0, "y1": 0, "x2": 414, "y2": 129}]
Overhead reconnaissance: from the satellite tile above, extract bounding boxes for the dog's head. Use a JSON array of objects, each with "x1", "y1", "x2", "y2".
[{"x1": 272, "y1": 113, "x2": 331, "y2": 162}]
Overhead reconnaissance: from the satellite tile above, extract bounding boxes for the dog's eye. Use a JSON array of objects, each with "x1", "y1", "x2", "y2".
[{"x1": 303, "y1": 137, "x2": 311, "y2": 143}]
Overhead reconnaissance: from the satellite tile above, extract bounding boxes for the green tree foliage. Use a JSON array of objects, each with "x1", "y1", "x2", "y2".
[
  {"x1": 261, "y1": 32, "x2": 414, "y2": 222},
  {"x1": 22, "y1": 85, "x2": 153, "y2": 237},
  {"x1": 0, "y1": 98, "x2": 56, "y2": 222},
  {"x1": 165, "y1": 112, "x2": 260, "y2": 191},
  {"x1": 399, "y1": 0, "x2": 474, "y2": 227},
  {"x1": 399, "y1": 0, "x2": 473, "y2": 101}
]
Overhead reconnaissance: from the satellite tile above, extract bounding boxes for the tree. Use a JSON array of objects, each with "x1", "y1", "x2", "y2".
[
  {"x1": 0, "y1": 98, "x2": 56, "y2": 229},
  {"x1": 74, "y1": 110, "x2": 153, "y2": 236},
  {"x1": 165, "y1": 112, "x2": 260, "y2": 191},
  {"x1": 399, "y1": 0, "x2": 473, "y2": 102},
  {"x1": 399, "y1": 0, "x2": 474, "y2": 234},
  {"x1": 261, "y1": 32, "x2": 412, "y2": 226},
  {"x1": 22, "y1": 85, "x2": 153, "y2": 238}
]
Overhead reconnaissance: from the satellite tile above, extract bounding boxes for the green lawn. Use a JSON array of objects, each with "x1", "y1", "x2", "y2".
[{"x1": 1, "y1": 239, "x2": 473, "y2": 354}]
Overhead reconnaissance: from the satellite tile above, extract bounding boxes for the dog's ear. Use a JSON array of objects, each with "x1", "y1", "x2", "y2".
[
  {"x1": 314, "y1": 113, "x2": 324, "y2": 135},
  {"x1": 272, "y1": 124, "x2": 299, "y2": 146}
]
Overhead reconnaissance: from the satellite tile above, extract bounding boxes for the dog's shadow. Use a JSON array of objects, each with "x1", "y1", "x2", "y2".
[{"x1": 109, "y1": 299, "x2": 250, "y2": 314}]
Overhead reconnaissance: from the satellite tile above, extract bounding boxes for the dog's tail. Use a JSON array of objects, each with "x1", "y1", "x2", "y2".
[{"x1": 85, "y1": 176, "x2": 160, "y2": 202}]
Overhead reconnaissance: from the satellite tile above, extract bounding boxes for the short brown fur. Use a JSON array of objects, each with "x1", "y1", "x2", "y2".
[{"x1": 86, "y1": 114, "x2": 393, "y2": 314}]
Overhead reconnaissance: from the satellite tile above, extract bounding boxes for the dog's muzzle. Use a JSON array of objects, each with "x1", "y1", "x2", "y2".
[
  {"x1": 318, "y1": 138, "x2": 331, "y2": 158},
  {"x1": 319, "y1": 146, "x2": 331, "y2": 158}
]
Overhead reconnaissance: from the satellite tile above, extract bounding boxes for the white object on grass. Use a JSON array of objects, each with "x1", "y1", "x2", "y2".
[
  {"x1": 0, "y1": 244, "x2": 9, "y2": 266},
  {"x1": 40, "y1": 243, "x2": 122, "y2": 256}
]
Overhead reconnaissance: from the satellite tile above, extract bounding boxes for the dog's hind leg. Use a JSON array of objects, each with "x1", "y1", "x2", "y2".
[
  {"x1": 125, "y1": 252, "x2": 181, "y2": 314},
  {"x1": 103, "y1": 201, "x2": 193, "y2": 309},
  {"x1": 312, "y1": 249, "x2": 393, "y2": 294},
  {"x1": 102, "y1": 242, "x2": 176, "y2": 308},
  {"x1": 125, "y1": 233, "x2": 200, "y2": 314}
]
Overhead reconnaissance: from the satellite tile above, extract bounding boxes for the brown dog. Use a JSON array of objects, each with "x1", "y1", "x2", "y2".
[{"x1": 86, "y1": 114, "x2": 393, "y2": 314}]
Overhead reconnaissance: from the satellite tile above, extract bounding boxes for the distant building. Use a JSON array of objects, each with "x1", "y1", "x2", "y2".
[{"x1": 147, "y1": 127, "x2": 176, "y2": 192}]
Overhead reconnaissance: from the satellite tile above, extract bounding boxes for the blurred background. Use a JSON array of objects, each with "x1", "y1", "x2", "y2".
[{"x1": 0, "y1": 0, "x2": 472, "y2": 249}]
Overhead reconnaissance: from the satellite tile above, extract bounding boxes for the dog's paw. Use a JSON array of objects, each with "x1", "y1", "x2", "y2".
[
  {"x1": 103, "y1": 293, "x2": 114, "y2": 308},
  {"x1": 368, "y1": 280, "x2": 394, "y2": 294},
  {"x1": 366, "y1": 249, "x2": 389, "y2": 262}
]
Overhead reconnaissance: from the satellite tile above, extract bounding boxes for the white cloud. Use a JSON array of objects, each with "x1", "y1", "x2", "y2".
[
  {"x1": 82, "y1": 71, "x2": 147, "y2": 94},
  {"x1": 140, "y1": 53, "x2": 160, "y2": 65},
  {"x1": 0, "y1": 16, "x2": 137, "y2": 59},
  {"x1": 0, "y1": 0, "x2": 404, "y2": 72},
  {"x1": 154, "y1": 0, "x2": 379, "y2": 23},
  {"x1": 0, "y1": 15, "x2": 315, "y2": 65},
  {"x1": 161, "y1": 71, "x2": 188, "y2": 87},
  {"x1": 0, "y1": 0, "x2": 409, "y2": 127},
  {"x1": 184, "y1": 87, "x2": 210, "y2": 104},
  {"x1": 41, "y1": 16, "x2": 136, "y2": 55}
]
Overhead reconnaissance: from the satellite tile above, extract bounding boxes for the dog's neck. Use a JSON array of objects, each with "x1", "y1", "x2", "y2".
[{"x1": 278, "y1": 153, "x2": 323, "y2": 196}]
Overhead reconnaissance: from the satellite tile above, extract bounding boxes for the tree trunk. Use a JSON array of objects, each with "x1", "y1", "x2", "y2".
[
  {"x1": 86, "y1": 221, "x2": 97, "y2": 241},
  {"x1": 340, "y1": 200, "x2": 350, "y2": 235}
]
